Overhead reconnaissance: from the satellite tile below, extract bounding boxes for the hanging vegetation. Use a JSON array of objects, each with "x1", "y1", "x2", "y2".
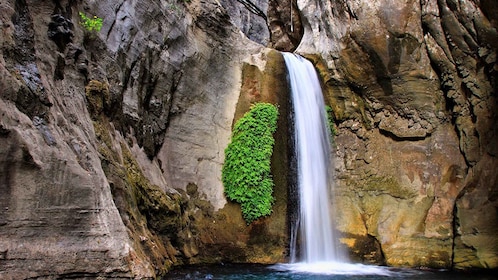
[
  {"x1": 222, "y1": 103, "x2": 279, "y2": 224},
  {"x1": 325, "y1": 105, "x2": 337, "y2": 140}
]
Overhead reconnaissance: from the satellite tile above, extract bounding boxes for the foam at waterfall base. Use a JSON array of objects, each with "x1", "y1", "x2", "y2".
[{"x1": 271, "y1": 261, "x2": 393, "y2": 276}]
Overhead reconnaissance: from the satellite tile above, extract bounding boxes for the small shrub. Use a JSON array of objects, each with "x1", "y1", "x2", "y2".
[
  {"x1": 222, "y1": 103, "x2": 279, "y2": 224},
  {"x1": 79, "y1": 12, "x2": 103, "y2": 33}
]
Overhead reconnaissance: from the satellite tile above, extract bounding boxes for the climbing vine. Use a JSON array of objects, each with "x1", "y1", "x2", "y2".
[{"x1": 222, "y1": 103, "x2": 279, "y2": 224}]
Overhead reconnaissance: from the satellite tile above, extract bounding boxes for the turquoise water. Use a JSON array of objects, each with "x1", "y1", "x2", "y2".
[{"x1": 163, "y1": 263, "x2": 496, "y2": 279}]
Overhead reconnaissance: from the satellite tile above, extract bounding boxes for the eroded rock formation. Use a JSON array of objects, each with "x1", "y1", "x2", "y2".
[
  {"x1": 0, "y1": 0, "x2": 287, "y2": 278},
  {"x1": 296, "y1": 0, "x2": 497, "y2": 269}
]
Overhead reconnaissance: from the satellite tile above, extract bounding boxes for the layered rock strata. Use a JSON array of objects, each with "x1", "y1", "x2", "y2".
[
  {"x1": 296, "y1": 0, "x2": 497, "y2": 269},
  {"x1": 0, "y1": 0, "x2": 289, "y2": 278}
]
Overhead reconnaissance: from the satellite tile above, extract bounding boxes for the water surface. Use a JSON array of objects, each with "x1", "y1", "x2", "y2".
[{"x1": 164, "y1": 263, "x2": 495, "y2": 280}]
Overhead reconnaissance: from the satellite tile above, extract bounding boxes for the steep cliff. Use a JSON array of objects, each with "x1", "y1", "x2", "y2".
[
  {"x1": 0, "y1": 0, "x2": 497, "y2": 278},
  {"x1": 295, "y1": 0, "x2": 497, "y2": 269},
  {"x1": 0, "y1": 0, "x2": 286, "y2": 278}
]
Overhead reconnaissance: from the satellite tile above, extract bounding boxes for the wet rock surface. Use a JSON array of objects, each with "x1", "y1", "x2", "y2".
[{"x1": 297, "y1": 0, "x2": 497, "y2": 269}]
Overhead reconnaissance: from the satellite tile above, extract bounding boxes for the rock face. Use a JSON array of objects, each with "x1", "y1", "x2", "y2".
[
  {"x1": 0, "y1": 0, "x2": 288, "y2": 278},
  {"x1": 296, "y1": 0, "x2": 497, "y2": 269},
  {"x1": 220, "y1": 0, "x2": 270, "y2": 45},
  {"x1": 0, "y1": 0, "x2": 497, "y2": 278},
  {"x1": 222, "y1": 0, "x2": 304, "y2": 51}
]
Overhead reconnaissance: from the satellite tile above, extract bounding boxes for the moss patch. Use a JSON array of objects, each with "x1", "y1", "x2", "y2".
[
  {"x1": 85, "y1": 80, "x2": 110, "y2": 118},
  {"x1": 121, "y1": 146, "x2": 182, "y2": 235},
  {"x1": 92, "y1": 115, "x2": 188, "y2": 275}
]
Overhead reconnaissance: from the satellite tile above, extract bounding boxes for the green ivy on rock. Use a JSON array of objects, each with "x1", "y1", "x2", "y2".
[
  {"x1": 325, "y1": 105, "x2": 337, "y2": 140},
  {"x1": 222, "y1": 103, "x2": 279, "y2": 224}
]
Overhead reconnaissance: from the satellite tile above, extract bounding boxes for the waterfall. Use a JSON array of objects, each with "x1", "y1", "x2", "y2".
[
  {"x1": 275, "y1": 53, "x2": 391, "y2": 276},
  {"x1": 283, "y1": 52, "x2": 343, "y2": 264}
]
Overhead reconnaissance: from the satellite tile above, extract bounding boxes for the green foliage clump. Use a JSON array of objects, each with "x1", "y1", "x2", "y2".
[
  {"x1": 79, "y1": 12, "x2": 103, "y2": 33},
  {"x1": 325, "y1": 105, "x2": 337, "y2": 138},
  {"x1": 222, "y1": 103, "x2": 279, "y2": 224}
]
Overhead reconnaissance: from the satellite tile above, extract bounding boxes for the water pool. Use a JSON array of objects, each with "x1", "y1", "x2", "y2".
[{"x1": 163, "y1": 262, "x2": 496, "y2": 280}]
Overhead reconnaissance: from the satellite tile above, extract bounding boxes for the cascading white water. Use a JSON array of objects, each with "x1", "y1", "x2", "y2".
[
  {"x1": 273, "y1": 53, "x2": 392, "y2": 276},
  {"x1": 282, "y1": 52, "x2": 342, "y2": 264},
  {"x1": 273, "y1": 53, "x2": 392, "y2": 275}
]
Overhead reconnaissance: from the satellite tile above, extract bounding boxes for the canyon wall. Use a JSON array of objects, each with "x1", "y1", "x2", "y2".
[
  {"x1": 0, "y1": 0, "x2": 285, "y2": 278},
  {"x1": 0, "y1": 0, "x2": 496, "y2": 278},
  {"x1": 293, "y1": 0, "x2": 497, "y2": 269}
]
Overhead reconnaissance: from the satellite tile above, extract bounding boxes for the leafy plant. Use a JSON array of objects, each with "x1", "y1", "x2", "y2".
[
  {"x1": 222, "y1": 103, "x2": 279, "y2": 224},
  {"x1": 79, "y1": 12, "x2": 103, "y2": 33},
  {"x1": 325, "y1": 105, "x2": 337, "y2": 138}
]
